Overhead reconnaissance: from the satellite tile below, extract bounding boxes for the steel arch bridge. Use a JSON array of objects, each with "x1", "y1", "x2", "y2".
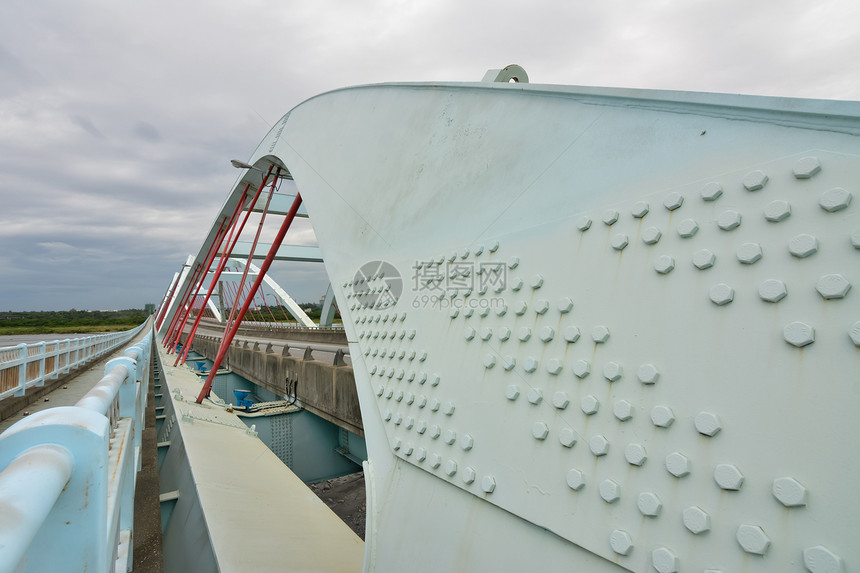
[{"x1": 155, "y1": 67, "x2": 860, "y2": 573}]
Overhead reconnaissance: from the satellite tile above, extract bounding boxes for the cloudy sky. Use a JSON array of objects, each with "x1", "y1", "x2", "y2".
[{"x1": 1, "y1": 0, "x2": 858, "y2": 311}]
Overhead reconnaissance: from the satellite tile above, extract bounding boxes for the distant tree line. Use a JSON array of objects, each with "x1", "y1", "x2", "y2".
[{"x1": 0, "y1": 309, "x2": 148, "y2": 329}]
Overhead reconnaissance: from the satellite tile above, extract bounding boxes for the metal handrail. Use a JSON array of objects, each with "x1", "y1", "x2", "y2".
[
  {"x1": 0, "y1": 327, "x2": 153, "y2": 573},
  {"x1": 0, "y1": 322, "x2": 147, "y2": 402}
]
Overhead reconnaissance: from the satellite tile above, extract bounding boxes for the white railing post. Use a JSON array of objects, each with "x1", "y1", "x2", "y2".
[
  {"x1": 36, "y1": 342, "x2": 46, "y2": 387},
  {"x1": 15, "y1": 343, "x2": 27, "y2": 397}
]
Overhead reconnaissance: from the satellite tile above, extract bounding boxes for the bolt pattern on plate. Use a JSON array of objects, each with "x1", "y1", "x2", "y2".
[{"x1": 344, "y1": 152, "x2": 856, "y2": 573}]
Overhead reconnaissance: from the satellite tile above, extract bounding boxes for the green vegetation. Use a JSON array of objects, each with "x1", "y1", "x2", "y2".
[{"x1": 0, "y1": 309, "x2": 148, "y2": 335}]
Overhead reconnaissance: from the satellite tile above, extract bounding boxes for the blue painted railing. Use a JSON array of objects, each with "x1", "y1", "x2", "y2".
[
  {"x1": 0, "y1": 322, "x2": 147, "y2": 401},
  {"x1": 0, "y1": 327, "x2": 152, "y2": 573}
]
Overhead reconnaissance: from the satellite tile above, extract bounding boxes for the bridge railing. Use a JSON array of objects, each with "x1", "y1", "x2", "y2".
[
  {"x1": 0, "y1": 329, "x2": 152, "y2": 573},
  {"x1": 0, "y1": 322, "x2": 148, "y2": 402}
]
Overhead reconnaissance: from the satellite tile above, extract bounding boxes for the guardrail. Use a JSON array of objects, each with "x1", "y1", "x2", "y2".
[
  {"x1": 0, "y1": 328, "x2": 152, "y2": 573},
  {"x1": 0, "y1": 323, "x2": 148, "y2": 402}
]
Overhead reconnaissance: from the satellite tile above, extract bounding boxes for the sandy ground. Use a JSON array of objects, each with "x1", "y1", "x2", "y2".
[{"x1": 309, "y1": 471, "x2": 367, "y2": 540}]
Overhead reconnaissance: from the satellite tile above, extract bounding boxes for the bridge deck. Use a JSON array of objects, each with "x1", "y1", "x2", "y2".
[{"x1": 156, "y1": 344, "x2": 363, "y2": 572}]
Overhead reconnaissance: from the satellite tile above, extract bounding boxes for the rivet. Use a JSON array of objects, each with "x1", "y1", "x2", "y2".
[
  {"x1": 462, "y1": 467, "x2": 476, "y2": 484},
  {"x1": 464, "y1": 326, "x2": 476, "y2": 341},
  {"x1": 557, "y1": 297, "x2": 574, "y2": 313},
  {"x1": 442, "y1": 401, "x2": 455, "y2": 415},
  {"x1": 523, "y1": 356, "x2": 539, "y2": 373},
  {"x1": 772, "y1": 476, "x2": 808, "y2": 507},
  {"x1": 793, "y1": 156, "x2": 821, "y2": 178},
  {"x1": 444, "y1": 429, "x2": 457, "y2": 444},
  {"x1": 737, "y1": 242, "x2": 763, "y2": 264},
  {"x1": 575, "y1": 216, "x2": 592, "y2": 231},
  {"x1": 654, "y1": 255, "x2": 675, "y2": 274},
  {"x1": 474, "y1": 245, "x2": 484, "y2": 256},
  {"x1": 416, "y1": 448, "x2": 427, "y2": 462},
  {"x1": 850, "y1": 321, "x2": 860, "y2": 346},
  {"x1": 478, "y1": 307, "x2": 490, "y2": 317},
  {"x1": 581, "y1": 395, "x2": 600, "y2": 415},
  {"x1": 539, "y1": 326, "x2": 555, "y2": 342},
  {"x1": 572, "y1": 360, "x2": 591, "y2": 378},
  {"x1": 407, "y1": 371, "x2": 416, "y2": 382},
  {"x1": 559, "y1": 428, "x2": 577, "y2": 447},
  {"x1": 429, "y1": 398, "x2": 440, "y2": 412},
  {"x1": 489, "y1": 240, "x2": 500, "y2": 253},
  {"x1": 677, "y1": 218, "x2": 699, "y2": 238},
  {"x1": 552, "y1": 391, "x2": 570, "y2": 409},
  {"x1": 614, "y1": 400, "x2": 633, "y2": 421},
  {"x1": 514, "y1": 301, "x2": 528, "y2": 316},
  {"x1": 589, "y1": 435, "x2": 609, "y2": 456},
  {"x1": 692, "y1": 249, "x2": 716, "y2": 270},
  {"x1": 611, "y1": 233, "x2": 629, "y2": 251},
  {"x1": 764, "y1": 199, "x2": 792, "y2": 222},
  {"x1": 637, "y1": 363, "x2": 660, "y2": 384},
  {"x1": 418, "y1": 372, "x2": 427, "y2": 384},
  {"x1": 566, "y1": 468, "x2": 585, "y2": 490},
  {"x1": 418, "y1": 351, "x2": 427, "y2": 362},
  {"x1": 784, "y1": 321, "x2": 815, "y2": 347},
  {"x1": 375, "y1": 385, "x2": 384, "y2": 397},
  {"x1": 759, "y1": 279, "x2": 787, "y2": 302},
  {"x1": 852, "y1": 228, "x2": 860, "y2": 249},
  {"x1": 591, "y1": 325, "x2": 610, "y2": 343},
  {"x1": 479, "y1": 327, "x2": 492, "y2": 341},
  {"x1": 625, "y1": 442, "x2": 647, "y2": 466},
  {"x1": 405, "y1": 414, "x2": 414, "y2": 426},
  {"x1": 527, "y1": 388, "x2": 543, "y2": 405},
  {"x1": 393, "y1": 438, "x2": 401, "y2": 450},
  {"x1": 546, "y1": 359, "x2": 562, "y2": 375},
  {"x1": 642, "y1": 227, "x2": 662, "y2": 245},
  {"x1": 495, "y1": 304, "x2": 507, "y2": 316},
  {"x1": 532, "y1": 421, "x2": 549, "y2": 440},
  {"x1": 385, "y1": 388, "x2": 393, "y2": 398},
  {"x1": 736, "y1": 524, "x2": 771, "y2": 555},
  {"x1": 403, "y1": 443, "x2": 414, "y2": 456},
  {"x1": 683, "y1": 506, "x2": 711, "y2": 534},
  {"x1": 603, "y1": 362, "x2": 622, "y2": 381},
  {"x1": 599, "y1": 479, "x2": 621, "y2": 503},
  {"x1": 651, "y1": 405, "x2": 675, "y2": 427},
  {"x1": 511, "y1": 277, "x2": 524, "y2": 291},
  {"x1": 609, "y1": 530, "x2": 634, "y2": 556},
  {"x1": 396, "y1": 369, "x2": 404, "y2": 380},
  {"x1": 445, "y1": 459, "x2": 458, "y2": 477},
  {"x1": 429, "y1": 425, "x2": 441, "y2": 439},
  {"x1": 460, "y1": 248, "x2": 470, "y2": 259},
  {"x1": 803, "y1": 546, "x2": 844, "y2": 573},
  {"x1": 695, "y1": 411, "x2": 722, "y2": 436},
  {"x1": 603, "y1": 209, "x2": 619, "y2": 225},
  {"x1": 505, "y1": 385, "x2": 520, "y2": 400},
  {"x1": 789, "y1": 234, "x2": 819, "y2": 258},
  {"x1": 709, "y1": 283, "x2": 734, "y2": 306},
  {"x1": 663, "y1": 192, "x2": 684, "y2": 210},
  {"x1": 481, "y1": 475, "x2": 496, "y2": 493},
  {"x1": 638, "y1": 492, "x2": 662, "y2": 517},
  {"x1": 665, "y1": 452, "x2": 691, "y2": 477},
  {"x1": 483, "y1": 354, "x2": 496, "y2": 368},
  {"x1": 496, "y1": 327, "x2": 511, "y2": 341},
  {"x1": 701, "y1": 182, "x2": 723, "y2": 201},
  {"x1": 383, "y1": 409, "x2": 392, "y2": 422},
  {"x1": 534, "y1": 299, "x2": 550, "y2": 314},
  {"x1": 460, "y1": 434, "x2": 474, "y2": 451},
  {"x1": 717, "y1": 210, "x2": 742, "y2": 231},
  {"x1": 370, "y1": 365, "x2": 378, "y2": 375},
  {"x1": 819, "y1": 187, "x2": 853, "y2": 212},
  {"x1": 631, "y1": 201, "x2": 649, "y2": 218},
  {"x1": 417, "y1": 395, "x2": 427, "y2": 408},
  {"x1": 714, "y1": 464, "x2": 744, "y2": 490},
  {"x1": 394, "y1": 390, "x2": 404, "y2": 402},
  {"x1": 430, "y1": 454, "x2": 441, "y2": 468},
  {"x1": 816, "y1": 274, "x2": 851, "y2": 299},
  {"x1": 502, "y1": 355, "x2": 516, "y2": 370},
  {"x1": 563, "y1": 326, "x2": 581, "y2": 342},
  {"x1": 652, "y1": 547, "x2": 679, "y2": 573},
  {"x1": 530, "y1": 274, "x2": 544, "y2": 289},
  {"x1": 743, "y1": 169, "x2": 768, "y2": 191},
  {"x1": 508, "y1": 256, "x2": 520, "y2": 269}
]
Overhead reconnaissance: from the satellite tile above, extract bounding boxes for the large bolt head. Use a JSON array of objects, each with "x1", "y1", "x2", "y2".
[
  {"x1": 803, "y1": 545, "x2": 844, "y2": 573},
  {"x1": 599, "y1": 479, "x2": 621, "y2": 503},
  {"x1": 566, "y1": 468, "x2": 585, "y2": 490},
  {"x1": 772, "y1": 477, "x2": 807, "y2": 507},
  {"x1": 759, "y1": 279, "x2": 787, "y2": 302},
  {"x1": 695, "y1": 411, "x2": 722, "y2": 436},
  {"x1": 666, "y1": 452, "x2": 691, "y2": 477},
  {"x1": 737, "y1": 524, "x2": 771, "y2": 555},
  {"x1": 700, "y1": 182, "x2": 723, "y2": 201},
  {"x1": 663, "y1": 192, "x2": 684, "y2": 210},
  {"x1": 743, "y1": 169, "x2": 768, "y2": 191},
  {"x1": 581, "y1": 395, "x2": 600, "y2": 415},
  {"x1": 609, "y1": 529, "x2": 634, "y2": 556},
  {"x1": 784, "y1": 321, "x2": 815, "y2": 347},
  {"x1": 677, "y1": 218, "x2": 699, "y2": 238},
  {"x1": 589, "y1": 434, "x2": 609, "y2": 456},
  {"x1": 714, "y1": 464, "x2": 744, "y2": 490},
  {"x1": 638, "y1": 492, "x2": 662, "y2": 516},
  {"x1": 819, "y1": 187, "x2": 853, "y2": 212},
  {"x1": 683, "y1": 506, "x2": 711, "y2": 534},
  {"x1": 816, "y1": 274, "x2": 851, "y2": 299},
  {"x1": 793, "y1": 156, "x2": 821, "y2": 178},
  {"x1": 652, "y1": 547, "x2": 679, "y2": 573},
  {"x1": 718, "y1": 210, "x2": 742, "y2": 231},
  {"x1": 625, "y1": 442, "x2": 647, "y2": 466},
  {"x1": 651, "y1": 405, "x2": 675, "y2": 427}
]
